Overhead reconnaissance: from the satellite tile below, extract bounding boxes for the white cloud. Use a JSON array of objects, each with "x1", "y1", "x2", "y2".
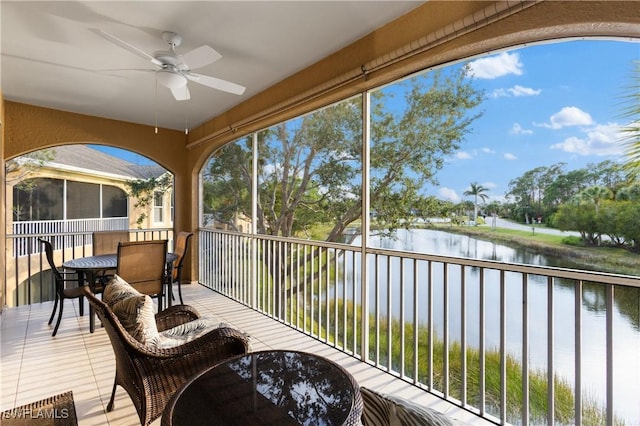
[
  {"x1": 491, "y1": 85, "x2": 541, "y2": 98},
  {"x1": 510, "y1": 123, "x2": 533, "y2": 135},
  {"x1": 509, "y1": 85, "x2": 541, "y2": 96},
  {"x1": 468, "y1": 52, "x2": 523, "y2": 79},
  {"x1": 504, "y1": 153, "x2": 518, "y2": 160},
  {"x1": 482, "y1": 147, "x2": 496, "y2": 154},
  {"x1": 490, "y1": 88, "x2": 508, "y2": 98},
  {"x1": 537, "y1": 106, "x2": 593, "y2": 129},
  {"x1": 455, "y1": 151, "x2": 473, "y2": 160},
  {"x1": 439, "y1": 187, "x2": 460, "y2": 202},
  {"x1": 550, "y1": 122, "x2": 626, "y2": 156},
  {"x1": 482, "y1": 181, "x2": 497, "y2": 189}
]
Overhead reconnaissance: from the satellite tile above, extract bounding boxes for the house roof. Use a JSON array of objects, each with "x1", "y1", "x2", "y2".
[{"x1": 48, "y1": 145, "x2": 167, "y2": 180}]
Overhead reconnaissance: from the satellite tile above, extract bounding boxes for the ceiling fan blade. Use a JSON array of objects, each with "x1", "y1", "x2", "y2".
[
  {"x1": 186, "y1": 72, "x2": 246, "y2": 95},
  {"x1": 91, "y1": 29, "x2": 162, "y2": 67},
  {"x1": 181, "y1": 45, "x2": 221, "y2": 70},
  {"x1": 170, "y1": 85, "x2": 191, "y2": 101}
]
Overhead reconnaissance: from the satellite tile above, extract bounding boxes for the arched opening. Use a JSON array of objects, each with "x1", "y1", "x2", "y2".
[
  {"x1": 197, "y1": 37, "x2": 639, "y2": 425},
  {"x1": 5, "y1": 143, "x2": 174, "y2": 304}
]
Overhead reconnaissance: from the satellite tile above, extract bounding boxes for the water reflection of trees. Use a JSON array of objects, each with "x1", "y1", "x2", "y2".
[
  {"x1": 228, "y1": 352, "x2": 353, "y2": 425},
  {"x1": 553, "y1": 279, "x2": 640, "y2": 332},
  {"x1": 375, "y1": 229, "x2": 640, "y2": 336}
]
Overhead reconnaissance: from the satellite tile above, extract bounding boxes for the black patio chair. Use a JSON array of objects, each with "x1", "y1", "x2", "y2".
[{"x1": 39, "y1": 238, "x2": 86, "y2": 336}]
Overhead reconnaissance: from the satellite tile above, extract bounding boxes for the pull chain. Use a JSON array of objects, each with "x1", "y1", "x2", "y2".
[{"x1": 154, "y1": 74, "x2": 159, "y2": 134}]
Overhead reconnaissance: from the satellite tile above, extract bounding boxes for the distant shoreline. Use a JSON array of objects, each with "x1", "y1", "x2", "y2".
[{"x1": 428, "y1": 224, "x2": 640, "y2": 277}]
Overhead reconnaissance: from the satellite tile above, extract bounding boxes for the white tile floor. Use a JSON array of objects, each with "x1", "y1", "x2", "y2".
[{"x1": 1, "y1": 284, "x2": 492, "y2": 426}]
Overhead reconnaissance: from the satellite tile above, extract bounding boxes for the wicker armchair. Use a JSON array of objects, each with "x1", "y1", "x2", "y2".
[{"x1": 82, "y1": 286, "x2": 250, "y2": 426}]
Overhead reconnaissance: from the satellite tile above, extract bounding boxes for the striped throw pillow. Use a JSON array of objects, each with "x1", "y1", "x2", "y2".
[
  {"x1": 110, "y1": 294, "x2": 159, "y2": 345},
  {"x1": 361, "y1": 387, "x2": 467, "y2": 426},
  {"x1": 103, "y1": 274, "x2": 141, "y2": 307}
]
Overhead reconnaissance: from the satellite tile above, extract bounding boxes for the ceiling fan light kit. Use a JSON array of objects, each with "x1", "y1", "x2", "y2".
[{"x1": 157, "y1": 70, "x2": 187, "y2": 89}]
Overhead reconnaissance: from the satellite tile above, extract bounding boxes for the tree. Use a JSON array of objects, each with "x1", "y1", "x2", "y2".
[
  {"x1": 506, "y1": 165, "x2": 564, "y2": 223},
  {"x1": 5, "y1": 149, "x2": 56, "y2": 184},
  {"x1": 204, "y1": 65, "x2": 484, "y2": 242},
  {"x1": 463, "y1": 182, "x2": 489, "y2": 223},
  {"x1": 203, "y1": 66, "x2": 484, "y2": 316},
  {"x1": 574, "y1": 185, "x2": 613, "y2": 214},
  {"x1": 619, "y1": 61, "x2": 640, "y2": 180},
  {"x1": 544, "y1": 167, "x2": 589, "y2": 208},
  {"x1": 553, "y1": 202, "x2": 599, "y2": 245}
]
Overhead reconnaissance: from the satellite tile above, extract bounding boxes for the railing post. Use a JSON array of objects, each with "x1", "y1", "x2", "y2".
[
  {"x1": 606, "y1": 285, "x2": 614, "y2": 426},
  {"x1": 360, "y1": 91, "x2": 370, "y2": 361}
]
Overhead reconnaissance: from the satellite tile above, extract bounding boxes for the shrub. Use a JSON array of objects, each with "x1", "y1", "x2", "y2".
[{"x1": 562, "y1": 236, "x2": 585, "y2": 246}]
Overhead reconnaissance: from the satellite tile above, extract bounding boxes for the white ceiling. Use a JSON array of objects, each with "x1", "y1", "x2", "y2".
[{"x1": 1, "y1": 1, "x2": 422, "y2": 131}]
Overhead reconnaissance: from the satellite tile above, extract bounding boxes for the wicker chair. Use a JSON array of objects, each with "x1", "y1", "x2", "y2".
[{"x1": 82, "y1": 286, "x2": 250, "y2": 426}]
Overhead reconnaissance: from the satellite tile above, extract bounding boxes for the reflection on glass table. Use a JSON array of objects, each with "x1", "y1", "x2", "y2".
[{"x1": 162, "y1": 350, "x2": 363, "y2": 426}]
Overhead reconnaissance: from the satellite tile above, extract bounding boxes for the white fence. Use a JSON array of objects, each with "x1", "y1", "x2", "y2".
[{"x1": 12, "y1": 218, "x2": 129, "y2": 257}]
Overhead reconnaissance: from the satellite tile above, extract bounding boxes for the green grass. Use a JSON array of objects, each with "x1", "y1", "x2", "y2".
[
  {"x1": 432, "y1": 223, "x2": 640, "y2": 276},
  {"x1": 306, "y1": 299, "x2": 625, "y2": 425}
]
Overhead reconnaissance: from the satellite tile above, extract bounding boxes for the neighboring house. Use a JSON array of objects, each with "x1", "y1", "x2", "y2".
[{"x1": 6, "y1": 144, "x2": 173, "y2": 252}]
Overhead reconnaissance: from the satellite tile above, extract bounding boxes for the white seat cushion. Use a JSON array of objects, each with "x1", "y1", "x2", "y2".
[{"x1": 154, "y1": 318, "x2": 249, "y2": 349}]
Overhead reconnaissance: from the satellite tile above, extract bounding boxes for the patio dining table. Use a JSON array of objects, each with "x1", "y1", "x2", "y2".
[
  {"x1": 63, "y1": 252, "x2": 177, "y2": 332},
  {"x1": 162, "y1": 350, "x2": 363, "y2": 426}
]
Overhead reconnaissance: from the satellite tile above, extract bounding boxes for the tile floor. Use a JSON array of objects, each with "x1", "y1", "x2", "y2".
[{"x1": 1, "y1": 284, "x2": 492, "y2": 426}]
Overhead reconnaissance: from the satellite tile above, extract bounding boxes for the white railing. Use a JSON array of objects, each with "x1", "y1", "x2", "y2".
[
  {"x1": 5, "y1": 228, "x2": 173, "y2": 307},
  {"x1": 12, "y1": 218, "x2": 129, "y2": 257},
  {"x1": 199, "y1": 228, "x2": 640, "y2": 426}
]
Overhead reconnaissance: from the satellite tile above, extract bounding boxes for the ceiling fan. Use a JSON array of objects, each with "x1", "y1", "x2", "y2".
[{"x1": 93, "y1": 29, "x2": 246, "y2": 101}]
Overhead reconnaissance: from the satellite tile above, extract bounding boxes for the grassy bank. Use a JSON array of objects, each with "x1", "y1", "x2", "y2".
[
  {"x1": 429, "y1": 223, "x2": 640, "y2": 276},
  {"x1": 310, "y1": 299, "x2": 623, "y2": 425}
]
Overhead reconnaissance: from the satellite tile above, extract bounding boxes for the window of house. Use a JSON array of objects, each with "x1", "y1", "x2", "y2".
[
  {"x1": 13, "y1": 178, "x2": 128, "y2": 221},
  {"x1": 153, "y1": 191, "x2": 164, "y2": 223},
  {"x1": 67, "y1": 181, "x2": 100, "y2": 219},
  {"x1": 102, "y1": 185, "x2": 127, "y2": 217},
  {"x1": 12, "y1": 178, "x2": 64, "y2": 221}
]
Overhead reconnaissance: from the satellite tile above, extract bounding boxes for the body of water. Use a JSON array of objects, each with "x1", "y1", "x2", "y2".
[{"x1": 344, "y1": 229, "x2": 640, "y2": 423}]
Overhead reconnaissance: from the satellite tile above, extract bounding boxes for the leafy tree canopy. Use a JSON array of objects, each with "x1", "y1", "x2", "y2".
[{"x1": 203, "y1": 66, "x2": 484, "y2": 242}]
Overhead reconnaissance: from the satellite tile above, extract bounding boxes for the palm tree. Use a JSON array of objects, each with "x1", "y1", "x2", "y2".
[
  {"x1": 575, "y1": 185, "x2": 613, "y2": 213},
  {"x1": 620, "y1": 61, "x2": 639, "y2": 180},
  {"x1": 464, "y1": 182, "x2": 489, "y2": 223}
]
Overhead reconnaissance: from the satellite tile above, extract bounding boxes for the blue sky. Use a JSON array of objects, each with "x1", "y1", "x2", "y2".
[
  {"x1": 433, "y1": 39, "x2": 639, "y2": 203},
  {"x1": 90, "y1": 144, "x2": 155, "y2": 165},
  {"x1": 92, "y1": 39, "x2": 639, "y2": 201}
]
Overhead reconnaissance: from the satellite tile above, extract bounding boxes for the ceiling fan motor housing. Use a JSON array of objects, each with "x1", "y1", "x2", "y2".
[{"x1": 162, "y1": 31, "x2": 182, "y2": 48}]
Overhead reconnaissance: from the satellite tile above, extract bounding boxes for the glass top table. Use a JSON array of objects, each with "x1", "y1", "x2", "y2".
[{"x1": 162, "y1": 350, "x2": 363, "y2": 426}]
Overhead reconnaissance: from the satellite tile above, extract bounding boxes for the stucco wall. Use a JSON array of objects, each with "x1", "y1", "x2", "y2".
[
  {"x1": 3, "y1": 102, "x2": 190, "y2": 230},
  {"x1": 1, "y1": 91, "x2": 5, "y2": 310},
  {"x1": 2, "y1": 103, "x2": 194, "y2": 293}
]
